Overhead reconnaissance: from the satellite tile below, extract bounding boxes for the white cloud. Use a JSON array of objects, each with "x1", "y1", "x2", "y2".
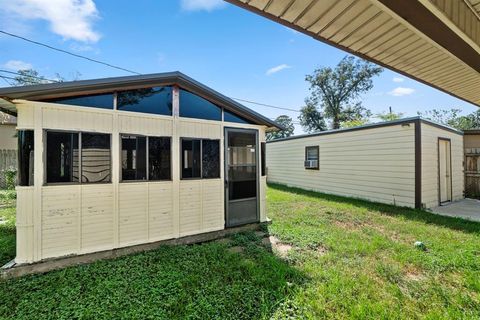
[
  {"x1": 3, "y1": 60, "x2": 33, "y2": 71},
  {"x1": 266, "y1": 64, "x2": 292, "y2": 75},
  {"x1": 181, "y1": 0, "x2": 226, "y2": 11},
  {"x1": 392, "y1": 77, "x2": 404, "y2": 83},
  {"x1": 389, "y1": 87, "x2": 415, "y2": 97},
  {"x1": 1, "y1": 0, "x2": 101, "y2": 43}
]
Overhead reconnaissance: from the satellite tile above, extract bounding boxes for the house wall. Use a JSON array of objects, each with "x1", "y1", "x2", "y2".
[
  {"x1": 0, "y1": 124, "x2": 17, "y2": 150},
  {"x1": 15, "y1": 100, "x2": 267, "y2": 263},
  {"x1": 266, "y1": 122, "x2": 417, "y2": 207},
  {"x1": 464, "y1": 133, "x2": 480, "y2": 149},
  {"x1": 420, "y1": 122, "x2": 464, "y2": 208}
]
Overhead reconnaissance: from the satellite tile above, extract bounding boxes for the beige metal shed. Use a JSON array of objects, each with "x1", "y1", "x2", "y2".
[{"x1": 267, "y1": 117, "x2": 464, "y2": 209}]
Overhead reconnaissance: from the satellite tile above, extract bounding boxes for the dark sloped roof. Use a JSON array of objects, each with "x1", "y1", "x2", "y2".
[{"x1": 0, "y1": 72, "x2": 282, "y2": 129}]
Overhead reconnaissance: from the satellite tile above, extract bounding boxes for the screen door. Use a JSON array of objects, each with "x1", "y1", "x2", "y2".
[
  {"x1": 225, "y1": 128, "x2": 259, "y2": 227},
  {"x1": 439, "y1": 138, "x2": 452, "y2": 204}
]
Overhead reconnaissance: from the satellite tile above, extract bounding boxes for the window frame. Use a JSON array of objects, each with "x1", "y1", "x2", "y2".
[
  {"x1": 180, "y1": 137, "x2": 221, "y2": 180},
  {"x1": 120, "y1": 134, "x2": 172, "y2": 183},
  {"x1": 304, "y1": 145, "x2": 319, "y2": 170},
  {"x1": 44, "y1": 130, "x2": 113, "y2": 185},
  {"x1": 261, "y1": 142, "x2": 266, "y2": 176}
]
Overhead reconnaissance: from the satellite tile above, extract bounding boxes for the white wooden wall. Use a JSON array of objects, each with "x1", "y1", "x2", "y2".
[
  {"x1": 421, "y1": 122, "x2": 464, "y2": 208},
  {"x1": 266, "y1": 123, "x2": 417, "y2": 207},
  {"x1": 15, "y1": 100, "x2": 267, "y2": 263}
]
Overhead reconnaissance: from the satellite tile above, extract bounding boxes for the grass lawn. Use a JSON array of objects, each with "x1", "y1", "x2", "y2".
[{"x1": 0, "y1": 184, "x2": 479, "y2": 319}]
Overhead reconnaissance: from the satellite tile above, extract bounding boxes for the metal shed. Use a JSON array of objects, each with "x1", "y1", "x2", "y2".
[{"x1": 266, "y1": 117, "x2": 464, "y2": 209}]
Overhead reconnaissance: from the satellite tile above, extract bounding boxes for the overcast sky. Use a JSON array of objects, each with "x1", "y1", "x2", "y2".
[{"x1": 0, "y1": 0, "x2": 477, "y2": 134}]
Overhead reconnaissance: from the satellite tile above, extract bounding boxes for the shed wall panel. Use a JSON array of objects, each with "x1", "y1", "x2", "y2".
[
  {"x1": 421, "y1": 123, "x2": 464, "y2": 208},
  {"x1": 266, "y1": 124, "x2": 416, "y2": 207}
]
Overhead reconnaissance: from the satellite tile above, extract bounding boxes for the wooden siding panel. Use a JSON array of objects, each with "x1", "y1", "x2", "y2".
[
  {"x1": 41, "y1": 186, "x2": 80, "y2": 259},
  {"x1": 179, "y1": 181, "x2": 202, "y2": 236},
  {"x1": 15, "y1": 187, "x2": 35, "y2": 263},
  {"x1": 118, "y1": 113, "x2": 172, "y2": 136},
  {"x1": 148, "y1": 182, "x2": 174, "y2": 241},
  {"x1": 421, "y1": 123, "x2": 464, "y2": 208},
  {"x1": 80, "y1": 185, "x2": 114, "y2": 253},
  {"x1": 42, "y1": 106, "x2": 113, "y2": 133},
  {"x1": 202, "y1": 179, "x2": 224, "y2": 232},
  {"x1": 266, "y1": 124, "x2": 416, "y2": 207},
  {"x1": 118, "y1": 184, "x2": 148, "y2": 246}
]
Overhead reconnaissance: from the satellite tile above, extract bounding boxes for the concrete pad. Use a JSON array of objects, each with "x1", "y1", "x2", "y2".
[{"x1": 430, "y1": 199, "x2": 480, "y2": 222}]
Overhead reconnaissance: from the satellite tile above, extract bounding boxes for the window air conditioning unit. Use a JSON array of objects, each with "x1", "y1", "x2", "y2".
[{"x1": 304, "y1": 160, "x2": 318, "y2": 169}]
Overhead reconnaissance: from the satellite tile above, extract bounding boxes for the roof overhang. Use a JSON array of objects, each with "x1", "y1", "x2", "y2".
[
  {"x1": 226, "y1": 0, "x2": 480, "y2": 107},
  {"x1": 0, "y1": 72, "x2": 283, "y2": 130}
]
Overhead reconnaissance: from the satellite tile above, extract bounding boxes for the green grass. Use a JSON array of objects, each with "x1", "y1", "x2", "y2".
[
  {"x1": 0, "y1": 184, "x2": 479, "y2": 319},
  {"x1": 0, "y1": 190, "x2": 16, "y2": 266}
]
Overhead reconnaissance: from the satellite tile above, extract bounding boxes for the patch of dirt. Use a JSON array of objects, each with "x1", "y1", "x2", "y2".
[
  {"x1": 316, "y1": 245, "x2": 328, "y2": 256},
  {"x1": 261, "y1": 235, "x2": 295, "y2": 258},
  {"x1": 228, "y1": 246, "x2": 244, "y2": 254}
]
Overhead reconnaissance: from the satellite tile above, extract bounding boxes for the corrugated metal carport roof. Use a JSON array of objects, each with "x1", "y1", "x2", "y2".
[{"x1": 226, "y1": 0, "x2": 480, "y2": 107}]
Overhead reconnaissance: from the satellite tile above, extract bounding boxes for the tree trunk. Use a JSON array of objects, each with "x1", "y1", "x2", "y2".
[{"x1": 332, "y1": 115, "x2": 340, "y2": 129}]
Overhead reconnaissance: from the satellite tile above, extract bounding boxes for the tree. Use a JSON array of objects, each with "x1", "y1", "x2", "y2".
[
  {"x1": 301, "y1": 55, "x2": 382, "y2": 130},
  {"x1": 13, "y1": 69, "x2": 50, "y2": 86},
  {"x1": 298, "y1": 99, "x2": 327, "y2": 133},
  {"x1": 266, "y1": 115, "x2": 295, "y2": 140},
  {"x1": 418, "y1": 108, "x2": 480, "y2": 130},
  {"x1": 340, "y1": 118, "x2": 369, "y2": 128},
  {"x1": 377, "y1": 107, "x2": 404, "y2": 122}
]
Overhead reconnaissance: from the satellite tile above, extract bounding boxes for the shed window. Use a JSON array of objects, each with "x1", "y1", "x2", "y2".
[
  {"x1": 121, "y1": 135, "x2": 171, "y2": 181},
  {"x1": 81, "y1": 133, "x2": 111, "y2": 183},
  {"x1": 43, "y1": 93, "x2": 113, "y2": 109},
  {"x1": 117, "y1": 87, "x2": 172, "y2": 116},
  {"x1": 18, "y1": 130, "x2": 34, "y2": 186},
  {"x1": 224, "y1": 109, "x2": 255, "y2": 124},
  {"x1": 181, "y1": 138, "x2": 220, "y2": 179},
  {"x1": 305, "y1": 146, "x2": 319, "y2": 170},
  {"x1": 179, "y1": 89, "x2": 222, "y2": 121},
  {"x1": 46, "y1": 131, "x2": 79, "y2": 183},
  {"x1": 149, "y1": 137, "x2": 171, "y2": 180},
  {"x1": 121, "y1": 135, "x2": 147, "y2": 181}
]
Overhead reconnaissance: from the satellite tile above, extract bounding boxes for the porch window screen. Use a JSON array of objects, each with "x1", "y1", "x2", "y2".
[
  {"x1": 46, "y1": 131, "x2": 112, "y2": 184},
  {"x1": 181, "y1": 138, "x2": 220, "y2": 179},
  {"x1": 121, "y1": 135, "x2": 171, "y2": 181},
  {"x1": 18, "y1": 130, "x2": 34, "y2": 186}
]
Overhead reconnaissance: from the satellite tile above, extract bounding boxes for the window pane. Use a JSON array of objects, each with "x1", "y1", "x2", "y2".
[
  {"x1": 306, "y1": 147, "x2": 318, "y2": 161},
  {"x1": 18, "y1": 130, "x2": 34, "y2": 186},
  {"x1": 179, "y1": 89, "x2": 222, "y2": 121},
  {"x1": 181, "y1": 139, "x2": 201, "y2": 178},
  {"x1": 202, "y1": 140, "x2": 220, "y2": 179},
  {"x1": 43, "y1": 93, "x2": 113, "y2": 109},
  {"x1": 224, "y1": 110, "x2": 255, "y2": 124},
  {"x1": 117, "y1": 87, "x2": 172, "y2": 116},
  {"x1": 149, "y1": 137, "x2": 171, "y2": 180},
  {"x1": 261, "y1": 142, "x2": 266, "y2": 176},
  {"x1": 46, "y1": 132, "x2": 79, "y2": 183},
  {"x1": 121, "y1": 135, "x2": 146, "y2": 180},
  {"x1": 81, "y1": 133, "x2": 111, "y2": 183},
  {"x1": 228, "y1": 166, "x2": 257, "y2": 200}
]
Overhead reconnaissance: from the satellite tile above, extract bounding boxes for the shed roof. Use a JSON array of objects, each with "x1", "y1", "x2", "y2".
[
  {"x1": 267, "y1": 116, "x2": 463, "y2": 143},
  {"x1": 0, "y1": 72, "x2": 282, "y2": 130},
  {"x1": 226, "y1": 0, "x2": 480, "y2": 108}
]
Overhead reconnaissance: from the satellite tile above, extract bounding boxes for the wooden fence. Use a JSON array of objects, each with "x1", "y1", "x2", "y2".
[
  {"x1": 0, "y1": 149, "x2": 17, "y2": 189},
  {"x1": 465, "y1": 148, "x2": 480, "y2": 199}
]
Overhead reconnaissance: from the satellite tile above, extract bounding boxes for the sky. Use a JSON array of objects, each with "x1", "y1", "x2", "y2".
[{"x1": 0, "y1": 0, "x2": 477, "y2": 134}]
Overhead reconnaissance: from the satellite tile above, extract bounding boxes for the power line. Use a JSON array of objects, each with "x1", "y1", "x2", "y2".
[
  {"x1": 0, "y1": 30, "x2": 304, "y2": 117},
  {"x1": 0, "y1": 75, "x2": 13, "y2": 86},
  {"x1": 0, "y1": 30, "x2": 141, "y2": 75},
  {"x1": 231, "y1": 97, "x2": 301, "y2": 113},
  {"x1": 0, "y1": 69, "x2": 59, "y2": 83}
]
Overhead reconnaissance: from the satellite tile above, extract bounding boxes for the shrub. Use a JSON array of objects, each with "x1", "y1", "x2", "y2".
[{"x1": 3, "y1": 168, "x2": 16, "y2": 190}]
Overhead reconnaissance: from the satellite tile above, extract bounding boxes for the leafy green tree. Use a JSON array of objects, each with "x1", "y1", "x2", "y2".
[
  {"x1": 13, "y1": 69, "x2": 50, "y2": 86},
  {"x1": 418, "y1": 108, "x2": 480, "y2": 130},
  {"x1": 266, "y1": 115, "x2": 295, "y2": 140},
  {"x1": 340, "y1": 118, "x2": 369, "y2": 128},
  {"x1": 301, "y1": 55, "x2": 382, "y2": 130},
  {"x1": 377, "y1": 107, "x2": 404, "y2": 122},
  {"x1": 298, "y1": 99, "x2": 327, "y2": 133}
]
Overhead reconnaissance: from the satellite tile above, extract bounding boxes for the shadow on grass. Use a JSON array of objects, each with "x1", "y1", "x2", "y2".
[
  {"x1": 268, "y1": 183, "x2": 480, "y2": 235},
  {"x1": 0, "y1": 237, "x2": 307, "y2": 319}
]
